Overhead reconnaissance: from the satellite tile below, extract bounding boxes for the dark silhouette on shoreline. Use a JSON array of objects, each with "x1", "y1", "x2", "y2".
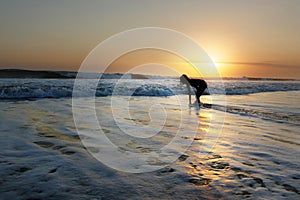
[{"x1": 180, "y1": 74, "x2": 208, "y2": 105}]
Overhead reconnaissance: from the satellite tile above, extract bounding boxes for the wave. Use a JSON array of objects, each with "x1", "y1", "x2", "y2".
[{"x1": 0, "y1": 79, "x2": 299, "y2": 99}]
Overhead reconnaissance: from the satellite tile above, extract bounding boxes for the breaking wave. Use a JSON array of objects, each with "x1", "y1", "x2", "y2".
[{"x1": 0, "y1": 78, "x2": 299, "y2": 99}]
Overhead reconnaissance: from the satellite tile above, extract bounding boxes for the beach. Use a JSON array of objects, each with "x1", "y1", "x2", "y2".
[
  {"x1": 0, "y1": 79, "x2": 299, "y2": 199},
  {"x1": 1, "y1": 1, "x2": 299, "y2": 199}
]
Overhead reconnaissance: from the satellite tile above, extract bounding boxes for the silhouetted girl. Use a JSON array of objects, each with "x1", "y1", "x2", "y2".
[{"x1": 180, "y1": 74, "x2": 207, "y2": 105}]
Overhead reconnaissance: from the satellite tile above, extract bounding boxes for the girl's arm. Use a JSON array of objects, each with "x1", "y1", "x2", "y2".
[{"x1": 187, "y1": 84, "x2": 192, "y2": 104}]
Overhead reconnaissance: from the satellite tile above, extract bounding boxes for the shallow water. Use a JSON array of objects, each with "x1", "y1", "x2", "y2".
[{"x1": 0, "y1": 91, "x2": 299, "y2": 199}]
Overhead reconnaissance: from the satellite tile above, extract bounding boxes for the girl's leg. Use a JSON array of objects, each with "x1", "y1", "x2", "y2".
[{"x1": 196, "y1": 88, "x2": 205, "y2": 105}]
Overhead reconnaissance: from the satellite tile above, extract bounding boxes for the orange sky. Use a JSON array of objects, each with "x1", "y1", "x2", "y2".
[
  {"x1": 106, "y1": 49, "x2": 214, "y2": 78},
  {"x1": 0, "y1": 1, "x2": 299, "y2": 78}
]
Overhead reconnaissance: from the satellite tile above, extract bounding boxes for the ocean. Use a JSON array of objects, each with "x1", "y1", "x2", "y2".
[{"x1": 0, "y1": 77, "x2": 299, "y2": 199}]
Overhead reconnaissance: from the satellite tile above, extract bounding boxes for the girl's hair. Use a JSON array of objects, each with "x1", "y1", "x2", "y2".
[{"x1": 180, "y1": 74, "x2": 189, "y2": 84}]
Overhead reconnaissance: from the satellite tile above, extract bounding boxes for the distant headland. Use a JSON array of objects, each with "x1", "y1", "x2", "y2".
[{"x1": 0, "y1": 69, "x2": 148, "y2": 79}]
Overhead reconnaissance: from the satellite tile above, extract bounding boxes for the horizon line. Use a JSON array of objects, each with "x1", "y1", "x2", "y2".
[{"x1": 0, "y1": 68, "x2": 298, "y2": 81}]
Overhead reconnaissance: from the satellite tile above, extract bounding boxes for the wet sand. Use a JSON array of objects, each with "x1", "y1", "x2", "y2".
[{"x1": 0, "y1": 92, "x2": 299, "y2": 199}]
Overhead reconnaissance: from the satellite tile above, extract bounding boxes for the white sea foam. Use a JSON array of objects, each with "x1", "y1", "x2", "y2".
[{"x1": 0, "y1": 78, "x2": 299, "y2": 99}]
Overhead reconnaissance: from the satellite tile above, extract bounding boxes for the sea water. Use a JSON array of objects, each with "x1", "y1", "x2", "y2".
[{"x1": 0, "y1": 78, "x2": 299, "y2": 199}]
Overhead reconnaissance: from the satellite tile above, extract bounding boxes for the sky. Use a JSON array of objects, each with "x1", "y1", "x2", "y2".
[{"x1": 0, "y1": 0, "x2": 299, "y2": 78}]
